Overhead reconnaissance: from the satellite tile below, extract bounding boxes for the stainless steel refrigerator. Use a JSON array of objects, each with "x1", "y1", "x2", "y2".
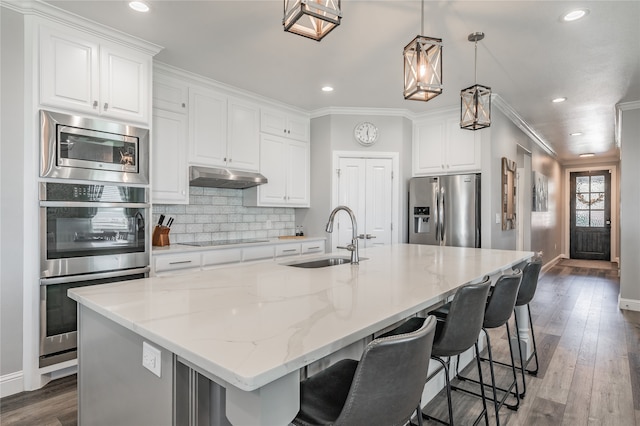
[{"x1": 409, "y1": 174, "x2": 481, "y2": 248}]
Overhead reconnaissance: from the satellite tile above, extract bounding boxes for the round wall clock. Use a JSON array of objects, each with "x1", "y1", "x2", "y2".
[{"x1": 354, "y1": 122, "x2": 379, "y2": 146}]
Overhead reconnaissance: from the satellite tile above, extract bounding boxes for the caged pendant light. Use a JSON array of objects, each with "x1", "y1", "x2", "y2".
[
  {"x1": 403, "y1": 0, "x2": 443, "y2": 102},
  {"x1": 283, "y1": 0, "x2": 342, "y2": 41},
  {"x1": 460, "y1": 32, "x2": 491, "y2": 130}
]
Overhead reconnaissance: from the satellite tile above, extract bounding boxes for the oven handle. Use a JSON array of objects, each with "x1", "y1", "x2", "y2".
[
  {"x1": 40, "y1": 201, "x2": 149, "y2": 208},
  {"x1": 40, "y1": 267, "x2": 150, "y2": 286}
]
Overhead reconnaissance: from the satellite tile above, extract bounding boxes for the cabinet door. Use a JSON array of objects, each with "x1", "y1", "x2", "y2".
[
  {"x1": 153, "y1": 74, "x2": 188, "y2": 113},
  {"x1": 100, "y1": 45, "x2": 151, "y2": 123},
  {"x1": 189, "y1": 88, "x2": 227, "y2": 167},
  {"x1": 445, "y1": 117, "x2": 481, "y2": 172},
  {"x1": 287, "y1": 114, "x2": 310, "y2": 141},
  {"x1": 258, "y1": 135, "x2": 288, "y2": 204},
  {"x1": 286, "y1": 140, "x2": 310, "y2": 206},
  {"x1": 227, "y1": 98, "x2": 260, "y2": 171},
  {"x1": 260, "y1": 108, "x2": 289, "y2": 137},
  {"x1": 152, "y1": 109, "x2": 188, "y2": 204},
  {"x1": 40, "y1": 25, "x2": 99, "y2": 113},
  {"x1": 413, "y1": 120, "x2": 446, "y2": 175}
]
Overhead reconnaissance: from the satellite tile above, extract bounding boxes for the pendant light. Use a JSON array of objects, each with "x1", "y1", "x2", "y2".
[
  {"x1": 403, "y1": 0, "x2": 443, "y2": 102},
  {"x1": 283, "y1": 0, "x2": 342, "y2": 41},
  {"x1": 460, "y1": 32, "x2": 491, "y2": 130}
]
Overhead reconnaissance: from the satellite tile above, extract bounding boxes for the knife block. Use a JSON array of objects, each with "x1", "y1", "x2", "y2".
[{"x1": 152, "y1": 226, "x2": 170, "y2": 247}]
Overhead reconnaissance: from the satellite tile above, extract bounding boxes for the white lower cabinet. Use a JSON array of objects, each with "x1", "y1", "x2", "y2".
[
  {"x1": 154, "y1": 253, "x2": 200, "y2": 275},
  {"x1": 152, "y1": 239, "x2": 325, "y2": 275},
  {"x1": 202, "y1": 248, "x2": 242, "y2": 269}
]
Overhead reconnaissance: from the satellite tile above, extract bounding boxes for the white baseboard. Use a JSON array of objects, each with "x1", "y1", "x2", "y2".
[
  {"x1": 619, "y1": 296, "x2": 640, "y2": 312},
  {"x1": 1, "y1": 370, "x2": 24, "y2": 398},
  {"x1": 541, "y1": 254, "x2": 564, "y2": 274}
]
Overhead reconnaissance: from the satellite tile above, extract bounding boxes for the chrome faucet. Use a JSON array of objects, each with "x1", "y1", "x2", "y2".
[{"x1": 325, "y1": 205, "x2": 359, "y2": 265}]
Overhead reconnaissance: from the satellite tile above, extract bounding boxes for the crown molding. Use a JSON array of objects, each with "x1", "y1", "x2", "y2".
[
  {"x1": 614, "y1": 100, "x2": 640, "y2": 147},
  {"x1": 310, "y1": 106, "x2": 415, "y2": 120},
  {"x1": 2, "y1": 0, "x2": 163, "y2": 56},
  {"x1": 492, "y1": 94, "x2": 557, "y2": 158}
]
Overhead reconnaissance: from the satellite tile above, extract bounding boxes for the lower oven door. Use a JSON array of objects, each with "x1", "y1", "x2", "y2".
[{"x1": 39, "y1": 267, "x2": 149, "y2": 367}]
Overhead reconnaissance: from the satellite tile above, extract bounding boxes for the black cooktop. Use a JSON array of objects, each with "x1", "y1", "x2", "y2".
[{"x1": 178, "y1": 239, "x2": 269, "y2": 247}]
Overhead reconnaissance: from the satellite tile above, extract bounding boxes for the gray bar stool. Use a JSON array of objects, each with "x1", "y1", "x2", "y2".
[
  {"x1": 381, "y1": 277, "x2": 492, "y2": 426},
  {"x1": 292, "y1": 315, "x2": 437, "y2": 426},
  {"x1": 449, "y1": 272, "x2": 523, "y2": 424}
]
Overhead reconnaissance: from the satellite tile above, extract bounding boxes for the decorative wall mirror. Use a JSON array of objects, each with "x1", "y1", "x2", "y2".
[{"x1": 502, "y1": 157, "x2": 517, "y2": 230}]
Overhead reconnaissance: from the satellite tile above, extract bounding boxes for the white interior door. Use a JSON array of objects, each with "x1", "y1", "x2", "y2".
[{"x1": 336, "y1": 157, "x2": 392, "y2": 249}]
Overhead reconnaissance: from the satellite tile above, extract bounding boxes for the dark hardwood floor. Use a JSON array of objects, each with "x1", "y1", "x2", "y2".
[{"x1": 1, "y1": 260, "x2": 637, "y2": 425}]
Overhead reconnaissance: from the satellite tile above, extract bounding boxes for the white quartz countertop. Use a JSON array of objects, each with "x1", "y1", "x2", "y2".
[{"x1": 69, "y1": 244, "x2": 532, "y2": 392}]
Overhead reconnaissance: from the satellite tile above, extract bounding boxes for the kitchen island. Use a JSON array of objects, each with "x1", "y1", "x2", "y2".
[{"x1": 69, "y1": 244, "x2": 532, "y2": 425}]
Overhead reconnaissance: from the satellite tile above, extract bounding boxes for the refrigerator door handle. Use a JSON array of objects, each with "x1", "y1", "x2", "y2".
[
  {"x1": 435, "y1": 191, "x2": 440, "y2": 242},
  {"x1": 440, "y1": 188, "x2": 446, "y2": 242}
]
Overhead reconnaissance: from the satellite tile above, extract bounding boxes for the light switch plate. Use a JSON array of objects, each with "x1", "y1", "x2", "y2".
[
  {"x1": 142, "y1": 341, "x2": 161, "y2": 377},
  {"x1": 495, "y1": 213, "x2": 501, "y2": 224}
]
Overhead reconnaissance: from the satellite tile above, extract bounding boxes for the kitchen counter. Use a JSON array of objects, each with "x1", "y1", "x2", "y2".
[{"x1": 69, "y1": 244, "x2": 532, "y2": 425}]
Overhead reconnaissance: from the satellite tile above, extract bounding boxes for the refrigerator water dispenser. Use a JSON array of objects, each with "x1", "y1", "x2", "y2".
[{"x1": 413, "y1": 207, "x2": 430, "y2": 234}]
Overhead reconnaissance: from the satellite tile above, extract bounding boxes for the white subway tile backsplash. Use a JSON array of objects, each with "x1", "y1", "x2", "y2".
[{"x1": 153, "y1": 188, "x2": 295, "y2": 243}]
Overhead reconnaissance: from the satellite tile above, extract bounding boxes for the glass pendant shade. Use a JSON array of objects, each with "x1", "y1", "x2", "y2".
[
  {"x1": 283, "y1": 0, "x2": 341, "y2": 41},
  {"x1": 403, "y1": 35, "x2": 443, "y2": 101},
  {"x1": 460, "y1": 84, "x2": 491, "y2": 130}
]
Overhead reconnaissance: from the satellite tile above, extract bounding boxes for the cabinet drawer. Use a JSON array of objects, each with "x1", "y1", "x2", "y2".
[
  {"x1": 275, "y1": 243, "x2": 301, "y2": 257},
  {"x1": 202, "y1": 248, "x2": 242, "y2": 267},
  {"x1": 155, "y1": 253, "x2": 201, "y2": 273},
  {"x1": 301, "y1": 241, "x2": 325, "y2": 255},
  {"x1": 242, "y1": 246, "x2": 275, "y2": 261}
]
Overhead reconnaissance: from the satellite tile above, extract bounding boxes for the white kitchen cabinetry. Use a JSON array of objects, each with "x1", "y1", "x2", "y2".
[
  {"x1": 261, "y1": 108, "x2": 310, "y2": 141},
  {"x1": 202, "y1": 248, "x2": 242, "y2": 269},
  {"x1": 413, "y1": 114, "x2": 481, "y2": 176},
  {"x1": 275, "y1": 243, "x2": 301, "y2": 258},
  {"x1": 244, "y1": 134, "x2": 310, "y2": 207},
  {"x1": 152, "y1": 109, "x2": 188, "y2": 204},
  {"x1": 154, "y1": 252, "x2": 200, "y2": 275},
  {"x1": 189, "y1": 87, "x2": 260, "y2": 171},
  {"x1": 153, "y1": 74, "x2": 188, "y2": 113},
  {"x1": 301, "y1": 241, "x2": 325, "y2": 255},
  {"x1": 39, "y1": 24, "x2": 152, "y2": 124}
]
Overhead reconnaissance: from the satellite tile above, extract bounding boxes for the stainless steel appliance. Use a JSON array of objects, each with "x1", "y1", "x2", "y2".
[
  {"x1": 39, "y1": 181, "x2": 150, "y2": 366},
  {"x1": 189, "y1": 166, "x2": 267, "y2": 189},
  {"x1": 409, "y1": 174, "x2": 481, "y2": 248},
  {"x1": 40, "y1": 109, "x2": 149, "y2": 184}
]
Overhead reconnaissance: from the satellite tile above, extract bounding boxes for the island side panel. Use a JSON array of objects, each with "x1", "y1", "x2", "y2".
[{"x1": 78, "y1": 305, "x2": 174, "y2": 425}]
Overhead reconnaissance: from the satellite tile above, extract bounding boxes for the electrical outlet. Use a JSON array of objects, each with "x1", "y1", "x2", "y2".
[
  {"x1": 142, "y1": 341, "x2": 161, "y2": 377},
  {"x1": 495, "y1": 213, "x2": 501, "y2": 224}
]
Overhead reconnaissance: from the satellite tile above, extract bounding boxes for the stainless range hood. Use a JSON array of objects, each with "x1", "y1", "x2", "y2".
[{"x1": 189, "y1": 166, "x2": 267, "y2": 189}]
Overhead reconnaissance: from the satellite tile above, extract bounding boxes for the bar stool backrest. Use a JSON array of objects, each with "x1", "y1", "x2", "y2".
[
  {"x1": 432, "y1": 277, "x2": 491, "y2": 357},
  {"x1": 334, "y1": 315, "x2": 437, "y2": 426},
  {"x1": 483, "y1": 272, "x2": 522, "y2": 328},
  {"x1": 516, "y1": 259, "x2": 542, "y2": 307}
]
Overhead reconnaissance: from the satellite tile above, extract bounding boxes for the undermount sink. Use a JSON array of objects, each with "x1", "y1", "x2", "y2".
[{"x1": 285, "y1": 257, "x2": 352, "y2": 268}]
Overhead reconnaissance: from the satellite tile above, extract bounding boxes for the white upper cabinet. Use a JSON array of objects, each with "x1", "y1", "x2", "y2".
[
  {"x1": 189, "y1": 87, "x2": 260, "y2": 171},
  {"x1": 39, "y1": 24, "x2": 152, "y2": 124},
  {"x1": 413, "y1": 112, "x2": 481, "y2": 176},
  {"x1": 244, "y1": 134, "x2": 310, "y2": 207},
  {"x1": 153, "y1": 74, "x2": 188, "y2": 113},
  {"x1": 152, "y1": 108, "x2": 188, "y2": 204},
  {"x1": 261, "y1": 108, "x2": 310, "y2": 141}
]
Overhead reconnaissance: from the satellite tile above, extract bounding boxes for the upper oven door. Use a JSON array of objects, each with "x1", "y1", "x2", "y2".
[
  {"x1": 40, "y1": 109, "x2": 149, "y2": 184},
  {"x1": 40, "y1": 182, "x2": 150, "y2": 278}
]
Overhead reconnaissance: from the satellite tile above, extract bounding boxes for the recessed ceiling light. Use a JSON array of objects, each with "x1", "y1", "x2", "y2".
[
  {"x1": 552, "y1": 97, "x2": 567, "y2": 103},
  {"x1": 129, "y1": 1, "x2": 150, "y2": 12},
  {"x1": 570, "y1": 132, "x2": 583, "y2": 136},
  {"x1": 321, "y1": 86, "x2": 334, "y2": 92},
  {"x1": 579, "y1": 153, "x2": 595, "y2": 158},
  {"x1": 562, "y1": 9, "x2": 589, "y2": 22}
]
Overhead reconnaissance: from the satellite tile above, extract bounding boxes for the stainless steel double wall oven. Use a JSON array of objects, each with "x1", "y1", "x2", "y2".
[{"x1": 39, "y1": 110, "x2": 150, "y2": 367}]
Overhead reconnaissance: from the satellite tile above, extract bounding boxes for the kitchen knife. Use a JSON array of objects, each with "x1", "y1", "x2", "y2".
[
  {"x1": 167, "y1": 217, "x2": 174, "y2": 228},
  {"x1": 158, "y1": 214, "x2": 165, "y2": 226}
]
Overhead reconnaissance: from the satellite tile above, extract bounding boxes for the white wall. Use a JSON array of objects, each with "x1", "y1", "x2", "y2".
[
  {"x1": 619, "y1": 105, "x2": 640, "y2": 307},
  {"x1": 483, "y1": 107, "x2": 563, "y2": 262},
  {"x1": 1, "y1": 7, "x2": 25, "y2": 384},
  {"x1": 297, "y1": 113, "x2": 413, "y2": 249}
]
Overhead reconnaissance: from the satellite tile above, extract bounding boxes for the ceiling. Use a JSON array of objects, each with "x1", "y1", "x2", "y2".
[{"x1": 44, "y1": 0, "x2": 640, "y2": 163}]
